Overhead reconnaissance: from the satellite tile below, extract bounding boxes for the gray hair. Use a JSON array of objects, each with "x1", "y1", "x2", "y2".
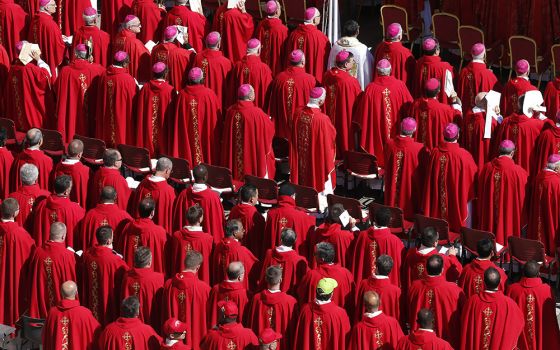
[
  {"x1": 377, "y1": 66, "x2": 391, "y2": 76},
  {"x1": 20, "y1": 163, "x2": 39, "y2": 185},
  {"x1": 155, "y1": 157, "x2": 172, "y2": 172},
  {"x1": 26, "y1": 128, "x2": 42, "y2": 147}
]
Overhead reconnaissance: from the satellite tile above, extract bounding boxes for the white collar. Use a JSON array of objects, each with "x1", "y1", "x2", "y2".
[
  {"x1": 275, "y1": 245, "x2": 293, "y2": 252},
  {"x1": 314, "y1": 299, "x2": 331, "y2": 305},
  {"x1": 149, "y1": 175, "x2": 166, "y2": 182},
  {"x1": 472, "y1": 59, "x2": 485, "y2": 64},
  {"x1": 519, "y1": 75, "x2": 529, "y2": 81},
  {"x1": 418, "y1": 246, "x2": 436, "y2": 255},
  {"x1": 472, "y1": 106, "x2": 486, "y2": 113},
  {"x1": 164, "y1": 339, "x2": 179, "y2": 346},
  {"x1": 1, "y1": 219, "x2": 14, "y2": 223},
  {"x1": 373, "y1": 225, "x2": 388, "y2": 229},
  {"x1": 418, "y1": 328, "x2": 434, "y2": 333},
  {"x1": 241, "y1": 201, "x2": 253, "y2": 206},
  {"x1": 192, "y1": 183, "x2": 208, "y2": 192},
  {"x1": 364, "y1": 310, "x2": 382, "y2": 318},
  {"x1": 267, "y1": 289, "x2": 281, "y2": 293},
  {"x1": 306, "y1": 102, "x2": 321, "y2": 108},
  {"x1": 185, "y1": 225, "x2": 203, "y2": 231},
  {"x1": 27, "y1": 146, "x2": 41, "y2": 151},
  {"x1": 62, "y1": 158, "x2": 80, "y2": 165},
  {"x1": 485, "y1": 289, "x2": 498, "y2": 293},
  {"x1": 373, "y1": 274, "x2": 389, "y2": 279}
]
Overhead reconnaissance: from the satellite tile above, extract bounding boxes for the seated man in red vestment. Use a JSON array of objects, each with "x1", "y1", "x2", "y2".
[
  {"x1": 8, "y1": 163, "x2": 50, "y2": 231},
  {"x1": 162, "y1": 250, "x2": 211, "y2": 350},
  {"x1": 459, "y1": 268, "x2": 524, "y2": 350},
  {"x1": 89, "y1": 149, "x2": 132, "y2": 210},
  {"x1": 10, "y1": 128, "x2": 53, "y2": 192},
  {"x1": 373, "y1": 22, "x2": 415, "y2": 88},
  {"x1": 208, "y1": 261, "x2": 251, "y2": 326},
  {"x1": 256, "y1": 1, "x2": 288, "y2": 76},
  {"x1": 211, "y1": 0, "x2": 254, "y2": 63},
  {"x1": 164, "y1": 0, "x2": 207, "y2": 53},
  {"x1": 293, "y1": 278, "x2": 351, "y2": 350},
  {"x1": 229, "y1": 184, "x2": 266, "y2": 259},
  {"x1": 53, "y1": 139, "x2": 91, "y2": 208},
  {"x1": 396, "y1": 309, "x2": 453, "y2": 350},
  {"x1": 113, "y1": 15, "x2": 151, "y2": 82},
  {"x1": 501, "y1": 59, "x2": 538, "y2": 117},
  {"x1": 99, "y1": 296, "x2": 162, "y2": 349},
  {"x1": 42, "y1": 281, "x2": 101, "y2": 350},
  {"x1": 121, "y1": 246, "x2": 164, "y2": 327},
  {"x1": 160, "y1": 317, "x2": 189, "y2": 350},
  {"x1": 462, "y1": 92, "x2": 500, "y2": 168},
  {"x1": 349, "y1": 291, "x2": 404, "y2": 350},
  {"x1": 413, "y1": 38, "x2": 455, "y2": 104},
  {"x1": 72, "y1": 7, "x2": 111, "y2": 67},
  {"x1": 248, "y1": 266, "x2": 298, "y2": 350},
  {"x1": 507, "y1": 260, "x2": 560, "y2": 350}
]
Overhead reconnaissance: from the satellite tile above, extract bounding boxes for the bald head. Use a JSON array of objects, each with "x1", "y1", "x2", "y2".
[
  {"x1": 67, "y1": 139, "x2": 84, "y2": 158},
  {"x1": 417, "y1": 308, "x2": 435, "y2": 329},
  {"x1": 227, "y1": 261, "x2": 245, "y2": 281},
  {"x1": 26, "y1": 128, "x2": 42, "y2": 147},
  {"x1": 100, "y1": 186, "x2": 117, "y2": 203},
  {"x1": 363, "y1": 291, "x2": 381, "y2": 313},
  {"x1": 61, "y1": 281, "x2": 78, "y2": 299},
  {"x1": 50, "y1": 222, "x2": 67, "y2": 241}
]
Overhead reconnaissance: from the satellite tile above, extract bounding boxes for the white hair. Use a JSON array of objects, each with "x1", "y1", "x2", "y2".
[
  {"x1": 377, "y1": 67, "x2": 391, "y2": 76},
  {"x1": 20, "y1": 163, "x2": 39, "y2": 185}
]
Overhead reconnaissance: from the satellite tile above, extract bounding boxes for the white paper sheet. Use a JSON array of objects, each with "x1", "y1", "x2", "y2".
[
  {"x1": 145, "y1": 40, "x2": 157, "y2": 53},
  {"x1": 339, "y1": 210, "x2": 351, "y2": 227},
  {"x1": 484, "y1": 90, "x2": 501, "y2": 139},
  {"x1": 444, "y1": 69, "x2": 455, "y2": 97},
  {"x1": 523, "y1": 90, "x2": 546, "y2": 117},
  {"x1": 18, "y1": 43, "x2": 40, "y2": 65},
  {"x1": 227, "y1": 0, "x2": 239, "y2": 9},
  {"x1": 189, "y1": 0, "x2": 203, "y2": 14}
]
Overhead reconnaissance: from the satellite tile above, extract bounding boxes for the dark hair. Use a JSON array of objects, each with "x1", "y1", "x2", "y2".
[
  {"x1": 279, "y1": 183, "x2": 295, "y2": 196},
  {"x1": 426, "y1": 254, "x2": 444, "y2": 276},
  {"x1": 186, "y1": 205, "x2": 204, "y2": 225},
  {"x1": 103, "y1": 149, "x2": 121, "y2": 167},
  {"x1": 225, "y1": 219, "x2": 242, "y2": 237},
  {"x1": 153, "y1": 68, "x2": 167, "y2": 80},
  {"x1": 193, "y1": 164, "x2": 208, "y2": 183},
  {"x1": 484, "y1": 267, "x2": 501, "y2": 290},
  {"x1": 96, "y1": 225, "x2": 113, "y2": 245},
  {"x1": 265, "y1": 265, "x2": 283, "y2": 285},
  {"x1": 315, "y1": 290, "x2": 333, "y2": 301},
  {"x1": 328, "y1": 203, "x2": 345, "y2": 224},
  {"x1": 184, "y1": 250, "x2": 203, "y2": 269},
  {"x1": 417, "y1": 308, "x2": 434, "y2": 329},
  {"x1": 134, "y1": 246, "x2": 152, "y2": 268},
  {"x1": 476, "y1": 238, "x2": 494, "y2": 259},
  {"x1": 342, "y1": 20, "x2": 359, "y2": 37},
  {"x1": 226, "y1": 262, "x2": 244, "y2": 280},
  {"x1": 239, "y1": 184, "x2": 258, "y2": 202},
  {"x1": 423, "y1": 38, "x2": 440, "y2": 55},
  {"x1": 420, "y1": 227, "x2": 439, "y2": 247},
  {"x1": 280, "y1": 228, "x2": 297, "y2": 247},
  {"x1": 138, "y1": 198, "x2": 156, "y2": 218},
  {"x1": 523, "y1": 260, "x2": 540, "y2": 278},
  {"x1": 375, "y1": 254, "x2": 394, "y2": 276},
  {"x1": 374, "y1": 208, "x2": 391, "y2": 227},
  {"x1": 315, "y1": 242, "x2": 335, "y2": 263},
  {"x1": 121, "y1": 296, "x2": 140, "y2": 318},
  {"x1": 100, "y1": 186, "x2": 117, "y2": 202},
  {"x1": 54, "y1": 175, "x2": 72, "y2": 194},
  {"x1": 1, "y1": 198, "x2": 19, "y2": 219}
]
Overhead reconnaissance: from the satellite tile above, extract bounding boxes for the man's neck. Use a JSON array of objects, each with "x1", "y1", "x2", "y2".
[
  {"x1": 182, "y1": 269, "x2": 198, "y2": 274},
  {"x1": 268, "y1": 285, "x2": 281, "y2": 292}
]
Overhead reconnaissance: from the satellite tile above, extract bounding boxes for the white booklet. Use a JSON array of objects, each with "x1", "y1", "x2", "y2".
[
  {"x1": 190, "y1": 0, "x2": 203, "y2": 13},
  {"x1": 18, "y1": 43, "x2": 40, "y2": 65},
  {"x1": 484, "y1": 90, "x2": 501, "y2": 139}
]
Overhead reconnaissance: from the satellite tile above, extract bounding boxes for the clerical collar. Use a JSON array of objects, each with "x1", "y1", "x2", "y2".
[
  {"x1": 373, "y1": 274, "x2": 389, "y2": 279},
  {"x1": 164, "y1": 339, "x2": 179, "y2": 346},
  {"x1": 192, "y1": 183, "x2": 208, "y2": 192},
  {"x1": 373, "y1": 225, "x2": 388, "y2": 229},
  {"x1": 484, "y1": 289, "x2": 498, "y2": 293},
  {"x1": 519, "y1": 75, "x2": 529, "y2": 81},
  {"x1": 475, "y1": 257, "x2": 491, "y2": 261},
  {"x1": 314, "y1": 299, "x2": 331, "y2": 305},
  {"x1": 306, "y1": 102, "x2": 321, "y2": 108},
  {"x1": 472, "y1": 59, "x2": 485, "y2": 64},
  {"x1": 241, "y1": 201, "x2": 253, "y2": 206},
  {"x1": 149, "y1": 175, "x2": 166, "y2": 182},
  {"x1": 418, "y1": 245, "x2": 436, "y2": 254},
  {"x1": 276, "y1": 245, "x2": 293, "y2": 252},
  {"x1": 268, "y1": 289, "x2": 281, "y2": 293},
  {"x1": 418, "y1": 328, "x2": 434, "y2": 333},
  {"x1": 304, "y1": 22, "x2": 314, "y2": 26},
  {"x1": 62, "y1": 159, "x2": 80, "y2": 165},
  {"x1": 185, "y1": 225, "x2": 203, "y2": 231},
  {"x1": 364, "y1": 311, "x2": 382, "y2": 318},
  {"x1": 1, "y1": 219, "x2": 14, "y2": 223},
  {"x1": 472, "y1": 106, "x2": 485, "y2": 113},
  {"x1": 27, "y1": 146, "x2": 41, "y2": 151}
]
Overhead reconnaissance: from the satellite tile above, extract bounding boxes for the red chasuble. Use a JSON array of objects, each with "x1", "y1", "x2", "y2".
[
  {"x1": 212, "y1": 6, "x2": 253, "y2": 63},
  {"x1": 410, "y1": 98, "x2": 461, "y2": 150},
  {"x1": 457, "y1": 62, "x2": 500, "y2": 110},
  {"x1": 384, "y1": 136, "x2": 424, "y2": 219},
  {"x1": 221, "y1": 100, "x2": 276, "y2": 181},
  {"x1": 265, "y1": 66, "x2": 316, "y2": 139},
  {"x1": 421, "y1": 142, "x2": 477, "y2": 232},
  {"x1": 529, "y1": 123, "x2": 560, "y2": 179},
  {"x1": 284, "y1": 24, "x2": 330, "y2": 83},
  {"x1": 354, "y1": 75, "x2": 413, "y2": 164},
  {"x1": 55, "y1": 59, "x2": 105, "y2": 141},
  {"x1": 527, "y1": 170, "x2": 560, "y2": 256},
  {"x1": 322, "y1": 67, "x2": 361, "y2": 158},
  {"x1": 507, "y1": 277, "x2": 560, "y2": 350},
  {"x1": 42, "y1": 299, "x2": 101, "y2": 350},
  {"x1": 0, "y1": 0, "x2": 29, "y2": 61},
  {"x1": 493, "y1": 113, "x2": 545, "y2": 172},
  {"x1": 263, "y1": 195, "x2": 316, "y2": 257},
  {"x1": 164, "y1": 5, "x2": 208, "y2": 53},
  {"x1": 8, "y1": 184, "x2": 49, "y2": 231},
  {"x1": 0, "y1": 147, "x2": 13, "y2": 200},
  {"x1": 309, "y1": 223, "x2": 354, "y2": 268},
  {"x1": 28, "y1": 241, "x2": 77, "y2": 318},
  {"x1": 477, "y1": 156, "x2": 527, "y2": 244},
  {"x1": 99, "y1": 317, "x2": 162, "y2": 350},
  {"x1": 396, "y1": 329, "x2": 453, "y2": 350},
  {"x1": 248, "y1": 289, "x2": 298, "y2": 350},
  {"x1": 72, "y1": 25, "x2": 111, "y2": 67},
  {"x1": 81, "y1": 245, "x2": 128, "y2": 326},
  {"x1": 211, "y1": 237, "x2": 258, "y2": 289},
  {"x1": 293, "y1": 301, "x2": 350, "y2": 350},
  {"x1": 119, "y1": 217, "x2": 168, "y2": 274},
  {"x1": 28, "y1": 12, "x2": 65, "y2": 79},
  {"x1": 113, "y1": 29, "x2": 152, "y2": 82},
  {"x1": 10, "y1": 148, "x2": 53, "y2": 192},
  {"x1": 458, "y1": 259, "x2": 507, "y2": 298},
  {"x1": 169, "y1": 227, "x2": 213, "y2": 283},
  {"x1": 229, "y1": 54, "x2": 272, "y2": 109},
  {"x1": 131, "y1": 0, "x2": 165, "y2": 43},
  {"x1": 412, "y1": 55, "x2": 454, "y2": 103},
  {"x1": 32, "y1": 195, "x2": 85, "y2": 247},
  {"x1": 207, "y1": 280, "x2": 250, "y2": 327},
  {"x1": 0, "y1": 220, "x2": 34, "y2": 326},
  {"x1": 462, "y1": 108, "x2": 497, "y2": 168},
  {"x1": 88, "y1": 167, "x2": 132, "y2": 210},
  {"x1": 290, "y1": 106, "x2": 336, "y2": 192},
  {"x1": 373, "y1": 40, "x2": 416, "y2": 88},
  {"x1": 459, "y1": 291, "x2": 524, "y2": 350},
  {"x1": 192, "y1": 49, "x2": 232, "y2": 108},
  {"x1": 349, "y1": 312, "x2": 404, "y2": 350},
  {"x1": 95, "y1": 66, "x2": 138, "y2": 147},
  {"x1": 544, "y1": 77, "x2": 560, "y2": 118},
  {"x1": 500, "y1": 77, "x2": 538, "y2": 117},
  {"x1": 128, "y1": 177, "x2": 176, "y2": 234},
  {"x1": 55, "y1": 0, "x2": 90, "y2": 36},
  {"x1": 351, "y1": 227, "x2": 405, "y2": 286},
  {"x1": 297, "y1": 263, "x2": 354, "y2": 310},
  {"x1": 173, "y1": 185, "x2": 225, "y2": 242},
  {"x1": 135, "y1": 79, "x2": 175, "y2": 156},
  {"x1": 229, "y1": 203, "x2": 266, "y2": 259},
  {"x1": 167, "y1": 84, "x2": 221, "y2": 164},
  {"x1": 52, "y1": 160, "x2": 92, "y2": 208},
  {"x1": 100, "y1": 0, "x2": 132, "y2": 38},
  {"x1": 408, "y1": 276, "x2": 466, "y2": 347},
  {"x1": 256, "y1": 17, "x2": 288, "y2": 76},
  {"x1": 355, "y1": 276, "x2": 401, "y2": 322},
  {"x1": 402, "y1": 248, "x2": 463, "y2": 294},
  {"x1": 0, "y1": 43, "x2": 8, "y2": 113},
  {"x1": 259, "y1": 247, "x2": 308, "y2": 296},
  {"x1": 5, "y1": 62, "x2": 54, "y2": 131},
  {"x1": 78, "y1": 202, "x2": 132, "y2": 251},
  {"x1": 151, "y1": 42, "x2": 195, "y2": 90},
  {"x1": 121, "y1": 267, "x2": 164, "y2": 327},
  {"x1": 162, "y1": 271, "x2": 211, "y2": 350},
  {"x1": 200, "y1": 322, "x2": 258, "y2": 350}
]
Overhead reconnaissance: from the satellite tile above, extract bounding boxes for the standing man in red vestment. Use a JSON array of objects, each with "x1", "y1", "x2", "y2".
[
  {"x1": 396, "y1": 309, "x2": 453, "y2": 350},
  {"x1": 121, "y1": 247, "x2": 164, "y2": 327},
  {"x1": 100, "y1": 0, "x2": 132, "y2": 38},
  {"x1": 507, "y1": 261, "x2": 560, "y2": 350},
  {"x1": 208, "y1": 261, "x2": 250, "y2": 327},
  {"x1": 72, "y1": 7, "x2": 111, "y2": 67},
  {"x1": 99, "y1": 296, "x2": 162, "y2": 349},
  {"x1": 162, "y1": 250, "x2": 211, "y2": 350},
  {"x1": 530, "y1": 112, "x2": 560, "y2": 179},
  {"x1": 373, "y1": 23, "x2": 415, "y2": 88},
  {"x1": 120, "y1": 198, "x2": 168, "y2": 273},
  {"x1": 131, "y1": 0, "x2": 166, "y2": 43},
  {"x1": 28, "y1": 222, "x2": 77, "y2": 318},
  {"x1": 160, "y1": 318, "x2": 189, "y2": 350},
  {"x1": 501, "y1": 59, "x2": 538, "y2": 117},
  {"x1": 42, "y1": 281, "x2": 101, "y2": 350},
  {"x1": 55, "y1": 44, "x2": 105, "y2": 141},
  {"x1": 477, "y1": 140, "x2": 527, "y2": 244},
  {"x1": 544, "y1": 75, "x2": 560, "y2": 118},
  {"x1": 0, "y1": 198, "x2": 35, "y2": 326},
  {"x1": 322, "y1": 50, "x2": 361, "y2": 158},
  {"x1": 457, "y1": 43, "x2": 500, "y2": 111},
  {"x1": 354, "y1": 59, "x2": 413, "y2": 165},
  {"x1": 164, "y1": 0, "x2": 208, "y2": 53},
  {"x1": 284, "y1": 7, "x2": 330, "y2": 83},
  {"x1": 10, "y1": 129, "x2": 53, "y2": 192},
  {"x1": 290, "y1": 87, "x2": 336, "y2": 198},
  {"x1": 293, "y1": 278, "x2": 351, "y2": 350},
  {"x1": 113, "y1": 15, "x2": 151, "y2": 82},
  {"x1": 95, "y1": 52, "x2": 138, "y2": 147},
  {"x1": 0, "y1": 130, "x2": 13, "y2": 199},
  {"x1": 52, "y1": 139, "x2": 91, "y2": 208},
  {"x1": 248, "y1": 266, "x2": 298, "y2": 350},
  {"x1": 81, "y1": 226, "x2": 128, "y2": 326},
  {"x1": 55, "y1": 0, "x2": 90, "y2": 36},
  {"x1": 460, "y1": 268, "x2": 524, "y2": 350},
  {"x1": 229, "y1": 38, "x2": 272, "y2": 109},
  {"x1": 88, "y1": 149, "x2": 132, "y2": 210},
  {"x1": 462, "y1": 92, "x2": 499, "y2": 168},
  {"x1": 265, "y1": 49, "x2": 316, "y2": 139},
  {"x1": 221, "y1": 84, "x2": 276, "y2": 182},
  {"x1": 229, "y1": 184, "x2": 266, "y2": 259},
  {"x1": 413, "y1": 38, "x2": 455, "y2": 104},
  {"x1": 0, "y1": 0, "x2": 29, "y2": 61},
  {"x1": 167, "y1": 67, "x2": 221, "y2": 164},
  {"x1": 8, "y1": 163, "x2": 49, "y2": 230},
  {"x1": 256, "y1": 1, "x2": 287, "y2": 76},
  {"x1": 135, "y1": 63, "x2": 176, "y2": 156},
  {"x1": 212, "y1": 0, "x2": 253, "y2": 63},
  {"x1": 349, "y1": 291, "x2": 404, "y2": 350}
]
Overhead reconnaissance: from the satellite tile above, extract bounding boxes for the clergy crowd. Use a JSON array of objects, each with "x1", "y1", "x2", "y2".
[{"x1": 1, "y1": 0, "x2": 560, "y2": 349}]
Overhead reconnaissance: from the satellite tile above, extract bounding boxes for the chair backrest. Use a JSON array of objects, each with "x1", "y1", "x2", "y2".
[
  {"x1": 290, "y1": 182, "x2": 320, "y2": 210},
  {"x1": 368, "y1": 202, "x2": 405, "y2": 230},
  {"x1": 507, "y1": 236, "x2": 545, "y2": 264},
  {"x1": 326, "y1": 194, "x2": 363, "y2": 222},
  {"x1": 272, "y1": 136, "x2": 290, "y2": 159},
  {"x1": 551, "y1": 44, "x2": 560, "y2": 75},
  {"x1": 344, "y1": 150, "x2": 378, "y2": 176},
  {"x1": 0, "y1": 118, "x2": 16, "y2": 140},
  {"x1": 380, "y1": 5, "x2": 409, "y2": 40},
  {"x1": 73, "y1": 134, "x2": 106, "y2": 161},
  {"x1": 432, "y1": 12, "x2": 460, "y2": 46},
  {"x1": 282, "y1": 0, "x2": 307, "y2": 24},
  {"x1": 117, "y1": 144, "x2": 151, "y2": 170},
  {"x1": 21, "y1": 316, "x2": 45, "y2": 344},
  {"x1": 245, "y1": 0, "x2": 262, "y2": 18},
  {"x1": 414, "y1": 214, "x2": 450, "y2": 242},
  {"x1": 460, "y1": 227, "x2": 496, "y2": 256},
  {"x1": 202, "y1": 163, "x2": 234, "y2": 190},
  {"x1": 244, "y1": 175, "x2": 278, "y2": 201},
  {"x1": 509, "y1": 36, "x2": 538, "y2": 72},
  {"x1": 459, "y1": 25, "x2": 484, "y2": 60},
  {"x1": 166, "y1": 155, "x2": 192, "y2": 183},
  {"x1": 39, "y1": 128, "x2": 65, "y2": 153}
]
